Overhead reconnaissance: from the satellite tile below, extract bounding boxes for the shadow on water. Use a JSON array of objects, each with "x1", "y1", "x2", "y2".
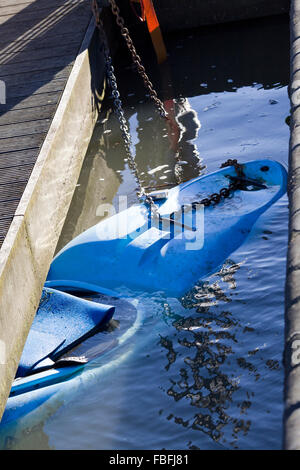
[
  {"x1": 100, "y1": 14, "x2": 290, "y2": 188},
  {"x1": 115, "y1": 13, "x2": 290, "y2": 100}
]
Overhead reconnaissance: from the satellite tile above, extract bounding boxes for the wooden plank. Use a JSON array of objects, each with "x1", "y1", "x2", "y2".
[
  {"x1": 0, "y1": 199, "x2": 21, "y2": 217},
  {"x1": 0, "y1": 175, "x2": 35, "y2": 197},
  {"x1": 0, "y1": 0, "x2": 37, "y2": 7},
  {"x1": 0, "y1": 217, "x2": 13, "y2": 246},
  {"x1": 7, "y1": 79, "x2": 66, "y2": 100},
  {"x1": 1, "y1": 43, "x2": 80, "y2": 66},
  {"x1": 0, "y1": 4, "x2": 79, "y2": 24},
  {"x1": 0, "y1": 54, "x2": 78, "y2": 77},
  {"x1": 0, "y1": 30, "x2": 84, "y2": 52},
  {"x1": 0, "y1": 179, "x2": 29, "y2": 191},
  {"x1": 1, "y1": 65, "x2": 73, "y2": 86},
  {"x1": 0, "y1": 1, "x2": 95, "y2": 258},
  {"x1": 0, "y1": 22, "x2": 89, "y2": 47},
  {"x1": 0, "y1": 105, "x2": 57, "y2": 126},
  {"x1": 0, "y1": 0, "x2": 79, "y2": 17},
  {"x1": 0, "y1": 163, "x2": 34, "y2": 185},
  {"x1": 0, "y1": 1, "x2": 32, "y2": 7},
  {"x1": 0, "y1": 133, "x2": 46, "y2": 153},
  {"x1": 0, "y1": 119, "x2": 51, "y2": 139},
  {"x1": 0, "y1": 149, "x2": 39, "y2": 168},
  {"x1": 0, "y1": 0, "x2": 88, "y2": 21},
  {"x1": 0, "y1": 4, "x2": 91, "y2": 41},
  {"x1": 0, "y1": 0, "x2": 95, "y2": 256},
  {"x1": 0, "y1": 0, "x2": 55, "y2": 5},
  {"x1": 0, "y1": 91, "x2": 60, "y2": 112}
]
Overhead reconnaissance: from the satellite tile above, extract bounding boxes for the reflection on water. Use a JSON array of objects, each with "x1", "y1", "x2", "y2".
[
  {"x1": 134, "y1": 97, "x2": 204, "y2": 188},
  {"x1": 0, "y1": 14, "x2": 290, "y2": 449},
  {"x1": 160, "y1": 262, "x2": 248, "y2": 448},
  {"x1": 155, "y1": 246, "x2": 285, "y2": 449}
]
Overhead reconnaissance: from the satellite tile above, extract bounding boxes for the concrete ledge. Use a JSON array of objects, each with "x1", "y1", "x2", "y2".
[
  {"x1": 0, "y1": 17, "x2": 105, "y2": 419},
  {"x1": 285, "y1": 0, "x2": 300, "y2": 450}
]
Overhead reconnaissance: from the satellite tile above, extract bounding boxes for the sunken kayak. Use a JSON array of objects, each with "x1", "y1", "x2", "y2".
[
  {"x1": 1, "y1": 288, "x2": 142, "y2": 426},
  {"x1": 16, "y1": 288, "x2": 115, "y2": 378},
  {"x1": 46, "y1": 159, "x2": 287, "y2": 297}
]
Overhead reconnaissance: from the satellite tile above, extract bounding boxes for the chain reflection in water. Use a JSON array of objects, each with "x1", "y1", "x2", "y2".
[{"x1": 159, "y1": 260, "x2": 261, "y2": 448}]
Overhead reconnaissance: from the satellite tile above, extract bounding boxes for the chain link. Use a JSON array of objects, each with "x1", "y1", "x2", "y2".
[
  {"x1": 195, "y1": 181, "x2": 238, "y2": 208},
  {"x1": 220, "y1": 158, "x2": 245, "y2": 177}
]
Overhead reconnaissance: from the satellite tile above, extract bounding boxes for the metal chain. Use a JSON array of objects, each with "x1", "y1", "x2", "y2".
[
  {"x1": 108, "y1": 0, "x2": 168, "y2": 119},
  {"x1": 195, "y1": 180, "x2": 238, "y2": 208},
  {"x1": 92, "y1": 0, "x2": 161, "y2": 218},
  {"x1": 92, "y1": 1, "x2": 132, "y2": 157},
  {"x1": 92, "y1": 2, "x2": 246, "y2": 219},
  {"x1": 107, "y1": 0, "x2": 191, "y2": 187},
  {"x1": 159, "y1": 160, "x2": 243, "y2": 232},
  {"x1": 192, "y1": 159, "x2": 244, "y2": 208}
]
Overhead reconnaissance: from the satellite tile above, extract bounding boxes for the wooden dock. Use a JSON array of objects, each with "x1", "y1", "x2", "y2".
[
  {"x1": 0, "y1": 0, "x2": 92, "y2": 247},
  {"x1": 0, "y1": 0, "x2": 106, "y2": 419}
]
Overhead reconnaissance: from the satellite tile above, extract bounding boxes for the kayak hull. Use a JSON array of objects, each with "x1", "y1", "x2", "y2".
[{"x1": 46, "y1": 160, "x2": 287, "y2": 297}]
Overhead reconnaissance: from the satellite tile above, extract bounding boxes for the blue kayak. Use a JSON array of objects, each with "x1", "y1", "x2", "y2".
[
  {"x1": 16, "y1": 287, "x2": 115, "y2": 378},
  {"x1": 1, "y1": 288, "x2": 142, "y2": 427},
  {"x1": 46, "y1": 159, "x2": 287, "y2": 297}
]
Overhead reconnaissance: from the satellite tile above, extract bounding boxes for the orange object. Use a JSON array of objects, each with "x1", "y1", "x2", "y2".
[{"x1": 130, "y1": 0, "x2": 167, "y2": 64}]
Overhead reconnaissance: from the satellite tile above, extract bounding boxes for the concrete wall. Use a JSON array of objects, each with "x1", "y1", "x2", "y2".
[{"x1": 0, "y1": 19, "x2": 105, "y2": 419}]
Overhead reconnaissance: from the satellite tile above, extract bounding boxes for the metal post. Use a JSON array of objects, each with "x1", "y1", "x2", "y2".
[{"x1": 284, "y1": 0, "x2": 300, "y2": 450}]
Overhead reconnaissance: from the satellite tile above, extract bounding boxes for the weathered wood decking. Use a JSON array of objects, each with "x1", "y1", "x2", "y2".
[
  {"x1": 0, "y1": 0, "x2": 106, "y2": 419},
  {"x1": 0, "y1": 0, "x2": 92, "y2": 246}
]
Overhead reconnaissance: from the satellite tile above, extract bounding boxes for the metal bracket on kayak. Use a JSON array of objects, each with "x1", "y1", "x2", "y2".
[{"x1": 226, "y1": 175, "x2": 267, "y2": 190}]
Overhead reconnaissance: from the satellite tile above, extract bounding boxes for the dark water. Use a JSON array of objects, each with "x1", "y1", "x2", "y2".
[{"x1": 2, "y1": 15, "x2": 290, "y2": 450}]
